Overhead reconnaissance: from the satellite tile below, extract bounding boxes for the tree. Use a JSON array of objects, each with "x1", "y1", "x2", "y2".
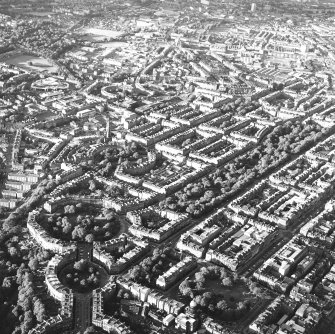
[
  {"x1": 222, "y1": 277, "x2": 233, "y2": 287},
  {"x1": 21, "y1": 310, "x2": 33, "y2": 333},
  {"x1": 84, "y1": 327, "x2": 97, "y2": 334},
  {"x1": 68, "y1": 205, "x2": 75, "y2": 214},
  {"x1": 72, "y1": 226, "x2": 85, "y2": 240},
  {"x1": 186, "y1": 203, "x2": 195, "y2": 215},
  {"x1": 37, "y1": 249, "x2": 50, "y2": 262},
  {"x1": 28, "y1": 258, "x2": 39, "y2": 271},
  {"x1": 74, "y1": 259, "x2": 87, "y2": 271},
  {"x1": 89, "y1": 180, "x2": 96, "y2": 192},
  {"x1": 237, "y1": 301, "x2": 246, "y2": 310},
  {"x1": 85, "y1": 234, "x2": 94, "y2": 243},
  {"x1": 62, "y1": 222, "x2": 72, "y2": 234},
  {"x1": 201, "y1": 292, "x2": 213, "y2": 307},
  {"x1": 16, "y1": 265, "x2": 26, "y2": 285},
  {"x1": 8, "y1": 246, "x2": 18, "y2": 257},
  {"x1": 179, "y1": 279, "x2": 193, "y2": 297},
  {"x1": 105, "y1": 212, "x2": 116, "y2": 221},
  {"x1": 80, "y1": 279, "x2": 87, "y2": 287},
  {"x1": 251, "y1": 286, "x2": 263, "y2": 297},
  {"x1": 128, "y1": 266, "x2": 143, "y2": 282},
  {"x1": 195, "y1": 272, "x2": 205, "y2": 290},
  {"x1": 220, "y1": 268, "x2": 228, "y2": 279},
  {"x1": 204, "y1": 190, "x2": 215, "y2": 201},
  {"x1": 64, "y1": 205, "x2": 76, "y2": 214},
  {"x1": 2, "y1": 277, "x2": 13, "y2": 289},
  {"x1": 216, "y1": 300, "x2": 228, "y2": 311},
  {"x1": 33, "y1": 298, "x2": 46, "y2": 322}
]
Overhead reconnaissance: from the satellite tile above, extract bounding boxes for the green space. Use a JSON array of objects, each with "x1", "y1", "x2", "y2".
[
  {"x1": 159, "y1": 119, "x2": 327, "y2": 217},
  {"x1": 5, "y1": 54, "x2": 58, "y2": 73},
  {"x1": 178, "y1": 265, "x2": 263, "y2": 322},
  {"x1": 128, "y1": 247, "x2": 179, "y2": 288},
  {"x1": 39, "y1": 204, "x2": 120, "y2": 242},
  {"x1": 59, "y1": 259, "x2": 108, "y2": 293}
]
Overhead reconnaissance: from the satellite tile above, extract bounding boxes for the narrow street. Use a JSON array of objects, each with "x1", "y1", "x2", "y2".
[
  {"x1": 73, "y1": 293, "x2": 92, "y2": 332},
  {"x1": 77, "y1": 242, "x2": 93, "y2": 262},
  {"x1": 73, "y1": 243, "x2": 94, "y2": 333}
]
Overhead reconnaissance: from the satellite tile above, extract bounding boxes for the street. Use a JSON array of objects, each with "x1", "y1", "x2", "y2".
[
  {"x1": 73, "y1": 293, "x2": 92, "y2": 332},
  {"x1": 73, "y1": 243, "x2": 94, "y2": 333}
]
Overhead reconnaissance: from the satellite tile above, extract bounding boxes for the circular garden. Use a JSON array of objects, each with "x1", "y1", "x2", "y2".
[{"x1": 59, "y1": 259, "x2": 109, "y2": 293}]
